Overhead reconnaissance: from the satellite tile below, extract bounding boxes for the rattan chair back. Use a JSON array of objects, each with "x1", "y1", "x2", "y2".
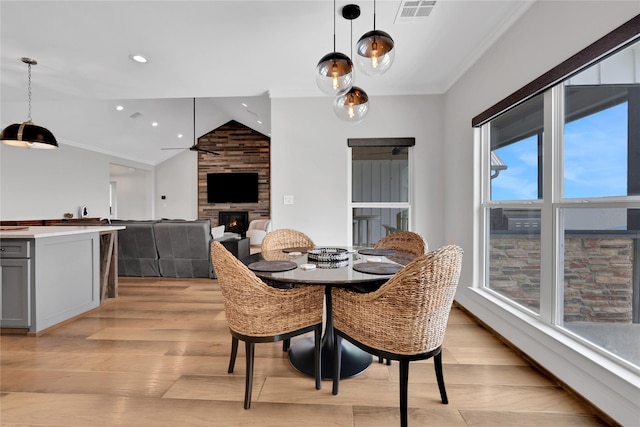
[
  {"x1": 211, "y1": 241, "x2": 325, "y2": 408},
  {"x1": 211, "y1": 241, "x2": 323, "y2": 337},
  {"x1": 332, "y1": 244, "x2": 463, "y2": 426},
  {"x1": 373, "y1": 231, "x2": 427, "y2": 257},
  {"x1": 260, "y1": 228, "x2": 315, "y2": 260},
  {"x1": 333, "y1": 244, "x2": 462, "y2": 354}
]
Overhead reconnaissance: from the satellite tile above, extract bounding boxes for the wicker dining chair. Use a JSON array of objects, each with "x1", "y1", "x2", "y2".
[
  {"x1": 374, "y1": 230, "x2": 428, "y2": 257},
  {"x1": 331, "y1": 244, "x2": 463, "y2": 427},
  {"x1": 210, "y1": 241, "x2": 324, "y2": 409},
  {"x1": 260, "y1": 228, "x2": 316, "y2": 350},
  {"x1": 260, "y1": 228, "x2": 315, "y2": 261},
  {"x1": 373, "y1": 230, "x2": 428, "y2": 364}
]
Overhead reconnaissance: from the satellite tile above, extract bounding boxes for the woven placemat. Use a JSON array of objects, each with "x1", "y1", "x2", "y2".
[
  {"x1": 282, "y1": 247, "x2": 313, "y2": 253},
  {"x1": 352, "y1": 262, "x2": 403, "y2": 275},
  {"x1": 247, "y1": 260, "x2": 298, "y2": 272},
  {"x1": 385, "y1": 253, "x2": 416, "y2": 266},
  {"x1": 357, "y1": 248, "x2": 397, "y2": 256}
]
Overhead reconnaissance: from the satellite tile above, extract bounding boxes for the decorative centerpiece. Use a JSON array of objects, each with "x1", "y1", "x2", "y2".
[
  {"x1": 315, "y1": 260, "x2": 350, "y2": 269},
  {"x1": 307, "y1": 247, "x2": 349, "y2": 263}
]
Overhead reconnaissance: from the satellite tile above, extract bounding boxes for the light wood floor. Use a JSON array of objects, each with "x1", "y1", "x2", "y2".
[{"x1": 0, "y1": 277, "x2": 612, "y2": 426}]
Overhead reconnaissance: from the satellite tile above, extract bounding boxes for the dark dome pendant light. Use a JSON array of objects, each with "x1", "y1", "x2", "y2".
[
  {"x1": 1, "y1": 57, "x2": 58, "y2": 149},
  {"x1": 315, "y1": 0, "x2": 354, "y2": 95}
]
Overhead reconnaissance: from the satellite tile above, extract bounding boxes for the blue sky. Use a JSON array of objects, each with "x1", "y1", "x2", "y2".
[{"x1": 492, "y1": 102, "x2": 628, "y2": 200}]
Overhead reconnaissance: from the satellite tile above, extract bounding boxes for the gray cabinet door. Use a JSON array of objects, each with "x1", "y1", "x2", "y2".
[{"x1": 0, "y1": 258, "x2": 31, "y2": 327}]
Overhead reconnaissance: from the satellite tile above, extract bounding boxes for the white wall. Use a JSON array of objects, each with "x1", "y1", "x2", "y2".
[
  {"x1": 0, "y1": 144, "x2": 153, "y2": 221},
  {"x1": 155, "y1": 94, "x2": 446, "y2": 243},
  {"x1": 110, "y1": 164, "x2": 154, "y2": 220},
  {"x1": 443, "y1": 2, "x2": 640, "y2": 425},
  {"x1": 0, "y1": 143, "x2": 149, "y2": 220},
  {"x1": 154, "y1": 149, "x2": 198, "y2": 220},
  {"x1": 270, "y1": 95, "x2": 445, "y2": 248}
]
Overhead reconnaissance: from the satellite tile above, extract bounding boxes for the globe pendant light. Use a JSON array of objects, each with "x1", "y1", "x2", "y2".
[
  {"x1": 334, "y1": 86, "x2": 369, "y2": 123},
  {"x1": 0, "y1": 58, "x2": 58, "y2": 149},
  {"x1": 334, "y1": 4, "x2": 369, "y2": 123},
  {"x1": 355, "y1": 0, "x2": 395, "y2": 76},
  {"x1": 315, "y1": 0, "x2": 354, "y2": 95}
]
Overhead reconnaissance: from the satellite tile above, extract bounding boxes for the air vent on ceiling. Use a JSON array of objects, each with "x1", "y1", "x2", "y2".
[
  {"x1": 129, "y1": 112, "x2": 142, "y2": 119},
  {"x1": 395, "y1": 0, "x2": 436, "y2": 24}
]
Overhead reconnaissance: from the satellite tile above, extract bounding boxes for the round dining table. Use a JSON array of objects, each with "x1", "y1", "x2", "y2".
[{"x1": 242, "y1": 247, "x2": 414, "y2": 379}]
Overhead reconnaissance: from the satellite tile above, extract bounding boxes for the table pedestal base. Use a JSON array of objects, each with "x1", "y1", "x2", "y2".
[{"x1": 289, "y1": 336, "x2": 372, "y2": 379}]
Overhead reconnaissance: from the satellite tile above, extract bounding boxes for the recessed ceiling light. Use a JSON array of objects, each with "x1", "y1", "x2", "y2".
[
  {"x1": 116, "y1": 105, "x2": 124, "y2": 111},
  {"x1": 152, "y1": 122, "x2": 158, "y2": 127},
  {"x1": 242, "y1": 103, "x2": 248, "y2": 108},
  {"x1": 129, "y1": 54, "x2": 148, "y2": 63},
  {"x1": 178, "y1": 134, "x2": 183, "y2": 138},
  {"x1": 257, "y1": 120, "x2": 263, "y2": 125}
]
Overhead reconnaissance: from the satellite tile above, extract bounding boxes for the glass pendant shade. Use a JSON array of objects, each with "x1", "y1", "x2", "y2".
[
  {"x1": 355, "y1": 29, "x2": 395, "y2": 76},
  {"x1": 316, "y1": 52, "x2": 354, "y2": 95},
  {"x1": 334, "y1": 86, "x2": 369, "y2": 123},
  {"x1": 0, "y1": 121, "x2": 58, "y2": 149}
]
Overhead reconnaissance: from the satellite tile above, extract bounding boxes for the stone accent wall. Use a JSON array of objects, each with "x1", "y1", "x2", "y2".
[
  {"x1": 490, "y1": 235, "x2": 634, "y2": 323},
  {"x1": 564, "y1": 237, "x2": 634, "y2": 323},
  {"x1": 489, "y1": 236, "x2": 542, "y2": 311},
  {"x1": 197, "y1": 121, "x2": 270, "y2": 225}
]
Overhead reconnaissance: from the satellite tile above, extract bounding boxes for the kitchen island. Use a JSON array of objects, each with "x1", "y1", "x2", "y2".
[{"x1": 0, "y1": 225, "x2": 124, "y2": 334}]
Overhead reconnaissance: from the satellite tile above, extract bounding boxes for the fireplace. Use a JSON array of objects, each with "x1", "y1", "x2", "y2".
[{"x1": 219, "y1": 211, "x2": 249, "y2": 236}]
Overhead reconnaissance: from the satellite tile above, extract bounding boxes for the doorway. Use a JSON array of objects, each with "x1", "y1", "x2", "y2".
[{"x1": 349, "y1": 138, "x2": 414, "y2": 246}]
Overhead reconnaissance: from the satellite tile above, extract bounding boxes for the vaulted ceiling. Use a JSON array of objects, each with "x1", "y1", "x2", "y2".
[{"x1": 1, "y1": 1, "x2": 533, "y2": 165}]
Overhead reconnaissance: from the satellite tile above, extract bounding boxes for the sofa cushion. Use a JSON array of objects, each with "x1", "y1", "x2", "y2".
[
  {"x1": 111, "y1": 220, "x2": 161, "y2": 277},
  {"x1": 153, "y1": 220, "x2": 213, "y2": 278}
]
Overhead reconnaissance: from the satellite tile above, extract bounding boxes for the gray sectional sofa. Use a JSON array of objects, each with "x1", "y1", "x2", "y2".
[{"x1": 112, "y1": 219, "x2": 215, "y2": 278}]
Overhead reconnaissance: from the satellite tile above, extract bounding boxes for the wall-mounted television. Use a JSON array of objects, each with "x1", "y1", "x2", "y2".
[{"x1": 207, "y1": 172, "x2": 259, "y2": 203}]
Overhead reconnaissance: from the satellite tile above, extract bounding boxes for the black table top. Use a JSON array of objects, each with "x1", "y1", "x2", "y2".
[{"x1": 242, "y1": 247, "x2": 413, "y2": 289}]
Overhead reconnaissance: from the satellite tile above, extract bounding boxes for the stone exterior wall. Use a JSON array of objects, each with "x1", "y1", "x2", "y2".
[
  {"x1": 563, "y1": 237, "x2": 634, "y2": 323},
  {"x1": 489, "y1": 236, "x2": 542, "y2": 312},
  {"x1": 489, "y1": 235, "x2": 634, "y2": 323}
]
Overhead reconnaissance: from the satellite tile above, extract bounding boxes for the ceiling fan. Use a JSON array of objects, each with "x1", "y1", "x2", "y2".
[
  {"x1": 162, "y1": 98, "x2": 220, "y2": 156},
  {"x1": 162, "y1": 144, "x2": 220, "y2": 156}
]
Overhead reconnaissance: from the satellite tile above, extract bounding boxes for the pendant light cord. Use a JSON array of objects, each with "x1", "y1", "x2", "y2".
[
  {"x1": 27, "y1": 62, "x2": 32, "y2": 122},
  {"x1": 193, "y1": 98, "x2": 196, "y2": 146},
  {"x1": 373, "y1": 0, "x2": 377, "y2": 30},
  {"x1": 332, "y1": 0, "x2": 336, "y2": 52},
  {"x1": 350, "y1": 17, "x2": 353, "y2": 59}
]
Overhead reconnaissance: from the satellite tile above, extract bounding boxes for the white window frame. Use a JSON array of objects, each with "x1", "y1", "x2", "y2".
[
  {"x1": 479, "y1": 82, "x2": 640, "y2": 370},
  {"x1": 348, "y1": 146, "x2": 413, "y2": 246}
]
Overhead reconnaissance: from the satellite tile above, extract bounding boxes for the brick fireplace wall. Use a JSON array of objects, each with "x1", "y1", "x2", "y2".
[{"x1": 197, "y1": 120, "x2": 270, "y2": 226}]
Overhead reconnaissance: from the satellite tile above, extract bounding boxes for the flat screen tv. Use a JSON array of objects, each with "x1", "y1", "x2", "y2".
[{"x1": 207, "y1": 172, "x2": 259, "y2": 203}]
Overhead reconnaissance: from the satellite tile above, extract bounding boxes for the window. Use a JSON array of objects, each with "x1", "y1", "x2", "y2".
[
  {"x1": 490, "y1": 94, "x2": 544, "y2": 201},
  {"x1": 564, "y1": 89, "x2": 630, "y2": 198},
  {"x1": 479, "y1": 39, "x2": 640, "y2": 368},
  {"x1": 349, "y1": 139, "x2": 413, "y2": 247}
]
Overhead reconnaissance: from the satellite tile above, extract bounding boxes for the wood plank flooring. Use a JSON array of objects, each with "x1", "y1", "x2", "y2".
[{"x1": 0, "y1": 277, "x2": 612, "y2": 426}]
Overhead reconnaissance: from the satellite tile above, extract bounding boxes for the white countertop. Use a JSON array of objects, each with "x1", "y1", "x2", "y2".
[{"x1": 0, "y1": 225, "x2": 125, "y2": 239}]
